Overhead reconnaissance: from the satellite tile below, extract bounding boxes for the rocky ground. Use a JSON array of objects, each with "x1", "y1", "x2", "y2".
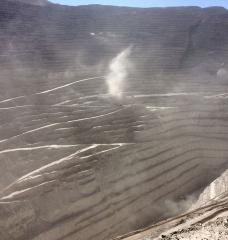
[
  {"x1": 117, "y1": 204, "x2": 228, "y2": 240},
  {"x1": 158, "y1": 217, "x2": 228, "y2": 240}
]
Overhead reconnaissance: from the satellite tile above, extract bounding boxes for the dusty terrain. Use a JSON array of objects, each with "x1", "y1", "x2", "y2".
[
  {"x1": 117, "y1": 170, "x2": 228, "y2": 240},
  {"x1": 159, "y1": 217, "x2": 228, "y2": 240},
  {"x1": 0, "y1": 1, "x2": 228, "y2": 240}
]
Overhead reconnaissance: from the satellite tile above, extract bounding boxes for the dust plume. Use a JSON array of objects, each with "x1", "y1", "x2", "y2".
[
  {"x1": 163, "y1": 194, "x2": 198, "y2": 217},
  {"x1": 106, "y1": 47, "x2": 132, "y2": 100}
]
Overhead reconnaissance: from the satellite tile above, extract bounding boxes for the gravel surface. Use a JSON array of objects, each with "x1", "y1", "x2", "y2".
[{"x1": 158, "y1": 217, "x2": 228, "y2": 240}]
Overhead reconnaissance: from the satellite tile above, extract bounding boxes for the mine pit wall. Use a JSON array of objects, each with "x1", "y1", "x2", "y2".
[
  {"x1": 1, "y1": 99, "x2": 228, "y2": 240},
  {"x1": 0, "y1": 3, "x2": 228, "y2": 240}
]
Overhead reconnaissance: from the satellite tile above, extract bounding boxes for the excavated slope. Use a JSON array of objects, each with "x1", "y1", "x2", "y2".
[{"x1": 0, "y1": 1, "x2": 228, "y2": 240}]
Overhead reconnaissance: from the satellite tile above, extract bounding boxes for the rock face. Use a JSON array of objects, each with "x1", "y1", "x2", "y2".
[
  {"x1": 157, "y1": 217, "x2": 228, "y2": 240},
  {"x1": 0, "y1": 1, "x2": 228, "y2": 240},
  {"x1": 1, "y1": 2, "x2": 228, "y2": 76},
  {"x1": 193, "y1": 169, "x2": 228, "y2": 209}
]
